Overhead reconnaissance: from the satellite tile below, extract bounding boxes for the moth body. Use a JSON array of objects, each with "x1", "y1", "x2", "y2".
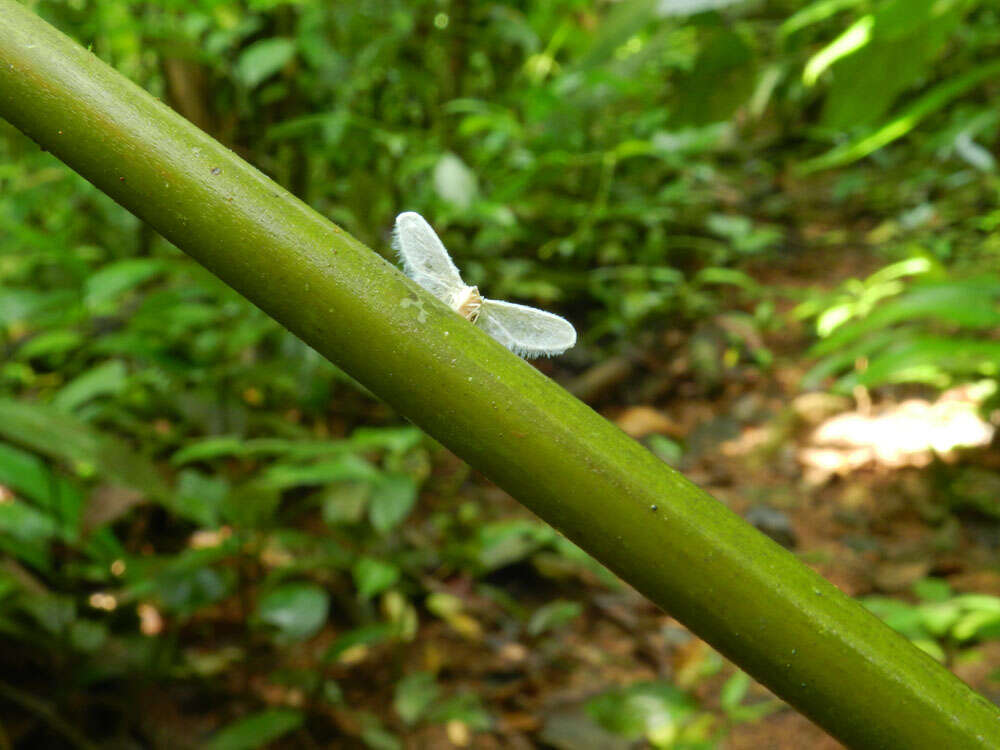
[{"x1": 452, "y1": 285, "x2": 483, "y2": 322}]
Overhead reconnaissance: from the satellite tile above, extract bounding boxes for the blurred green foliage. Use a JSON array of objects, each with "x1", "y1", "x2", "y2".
[
  {"x1": 2, "y1": 0, "x2": 1000, "y2": 746},
  {"x1": 863, "y1": 578, "x2": 1000, "y2": 663},
  {"x1": 799, "y1": 258, "x2": 1000, "y2": 398}
]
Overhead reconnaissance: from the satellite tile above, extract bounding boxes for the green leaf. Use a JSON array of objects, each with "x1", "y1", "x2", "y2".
[
  {"x1": 952, "y1": 594, "x2": 1000, "y2": 613},
  {"x1": 803, "y1": 15, "x2": 875, "y2": 88},
  {"x1": 647, "y1": 435, "x2": 683, "y2": 466},
  {"x1": 0, "y1": 399, "x2": 170, "y2": 501},
  {"x1": 322, "y1": 679, "x2": 344, "y2": 704},
  {"x1": 0, "y1": 534, "x2": 51, "y2": 573},
  {"x1": 221, "y1": 480, "x2": 280, "y2": 528},
  {"x1": 171, "y1": 436, "x2": 258, "y2": 465},
  {"x1": 953, "y1": 610, "x2": 1000, "y2": 643},
  {"x1": 425, "y1": 692, "x2": 492, "y2": 730},
  {"x1": 235, "y1": 38, "x2": 296, "y2": 89},
  {"x1": 472, "y1": 520, "x2": 555, "y2": 572},
  {"x1": 862, "y1": 597, "x2": 928, "y2": 640},
  {"x1": 855, "y1": 337, "x2": 1000, "y2": 389},
  {"x1": 322, "y1": 623, "x2": 395, "y2": 663},
  {"x1": 358, "y1": 713, "x2": 402, "y2": 750},
  {"x1": 780, "y1": 0, "x2": 867, "y2": 40},
  {"x1": 0, "y1": 442, "x2": 90, "y2": 539},
  {"x1": 918, "y1": 602, "x2": 962, "y2": 638},
  {"x1": 69, "y1": 619, "x2": 108, "y2": 653},
  {"x1": 912, "y1": 638, "x2": 947, "y2": 662},
  {"x1": 52, "y1": 359, "x2": 128, "y2": 413},
  {"x1": 20, "y1": 592, "x2": 75, "y2": 635},
  {"x1": 257, "y1": 582, "x2": 329, "y2": 641},
  {"x1": 0, "y1": 399, "x2": 97, "y2": 465},
  {"x1": 719, "y1": 669, "x2": 780, "y2": 722},
  {"x1": 657, "y1": 0, "x2": 745, "y2": 17},
  {"x1": 393, "y1": 672, "x2": 440, "y2": 725},
  {"x1": 368, "y1": 473, "x2": 417, "y2": 533},
  {"x1": 811, "y1": 277, "x2": 1000, "y2": 356},
  {"x1": 0, "y1": 441, "x2": 53, "y2": 504},
  {"x1": 172, "y1": 469, "x2": 228, "y2": 527},
  {"x1": 527, "y1": 600, "x2": 583, "y2": 636},
  {"x1": 205, "y1": 709, "x2": 304, "y2": 750},
  {"x1": 694, "y1": 267, "x2": 764, "y2": 294},
  {"x1": 817, "y1": 0, "x2": 966, "y2": 129},
  {"x1": 350, "y1": 426, "x2": 424, "y2": 455},
  {"x1": 84, "y1": 258, "x2": 167, "y2": 311},
  {"x1": 321, "y1": 481, "x2": 369, "y2": 525},
  {"x1": 801, "y1": 329, "x2": 898, "y2": 390},
  {"x1": 572, "y1": 0, "x2": 658, "y2": 70},
  {"x1": 171, "y1": 435, "x2": 355, "y2": 465},
  {"x1": 800, "y1": 59, "x2": 1000, "y2": 173},
  {"x1": 0, "y1": 499, "x2": 58, "y2": 542},
  {"x1": 124, "y1": 541, "x2": 237, "y2": 601},
  {"x1": 586, "y1": 682, "x2": 697, "y2": 743},
  {"x1": 0, "y1": 289, "x2": 76, "y2": 328},
  {"x1": 720, "y1": 670, "x2": 751, "y2": 712},
  {"x1": 157, "y1": 565, "x2": 233, "y2": 615},
  {"x1": 674, "y1": 27, "x2": 755, "y2": 126},
  {"x1": 16, "y1": 329, "x2": 83, "y2": 361},
  {"x1": 425, "y1": 592, "x2": 463, "y2": 619},
  {"x1": 352, "y1": 557, "x2": 400, "y2": 600},
  {"x1": 913, "y1": 578, "x2": 952, "y2": 603},
  {"x1": 262, "y1": 454, "x2": 379, "y2": 489}
]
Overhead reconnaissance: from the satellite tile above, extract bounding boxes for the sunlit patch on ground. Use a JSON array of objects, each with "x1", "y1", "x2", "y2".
[{"x1": 799, "y1": 385, "x2": 996, "y2": 484}]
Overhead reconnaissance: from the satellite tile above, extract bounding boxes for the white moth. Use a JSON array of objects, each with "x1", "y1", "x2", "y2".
[{"x1": 393, "y1": 212, "x2": 576, "y2": 358}]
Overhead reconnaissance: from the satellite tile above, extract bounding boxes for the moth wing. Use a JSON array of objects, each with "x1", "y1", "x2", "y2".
[
  {"x1": 477, "y1": 298, "x2": 577, "y2": 358},
  {"x1": 393, "y1": 212, "x2": 466, "y2": 303}
]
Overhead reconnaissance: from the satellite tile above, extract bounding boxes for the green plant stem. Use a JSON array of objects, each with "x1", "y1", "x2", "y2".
[{"x1": 0, "y1": 3, "x2": 998, "y2": 747}]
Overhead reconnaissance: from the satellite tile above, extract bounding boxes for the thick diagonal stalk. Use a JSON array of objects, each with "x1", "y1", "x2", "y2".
[{"x1": 1, "y1": 3, "x2": 997, "y2": 747}]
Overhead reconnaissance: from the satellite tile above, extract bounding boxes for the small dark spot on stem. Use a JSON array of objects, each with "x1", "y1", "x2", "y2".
[
  {"x1": 210, "y1": 166, "x2": 221, "y2": 175},
  {"x1": 650, "y1": 505, "x2": 658, "y2": 512},
  {"x1": 119, "y1": 177, "x2": 125, "y2": 182}
]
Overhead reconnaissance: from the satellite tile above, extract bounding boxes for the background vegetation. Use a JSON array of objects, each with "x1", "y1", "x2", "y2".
[{"x1": 2, "y1": 0, "x2": 1000, "y2": 747}]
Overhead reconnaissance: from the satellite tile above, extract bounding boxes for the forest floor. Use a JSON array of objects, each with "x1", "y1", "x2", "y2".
[
  {"x1": 92, "y1": 245, "x2": 1000, "y2": 749},
  {"x1": 347, "y1": 244, "x2": 999, "y2": 749}
]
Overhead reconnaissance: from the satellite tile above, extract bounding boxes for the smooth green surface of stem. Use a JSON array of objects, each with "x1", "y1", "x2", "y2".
[{"x1": 1, "y1": 3, "x2": 998, "y2": 747}]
